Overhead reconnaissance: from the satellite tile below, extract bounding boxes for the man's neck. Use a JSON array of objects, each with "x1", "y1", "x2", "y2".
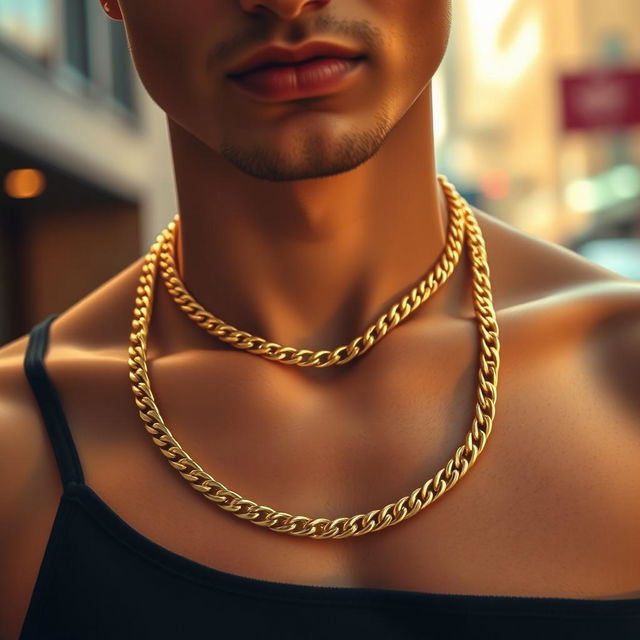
[{"x1": 159, "y1": 87, "x2": 451, "y2": 358}]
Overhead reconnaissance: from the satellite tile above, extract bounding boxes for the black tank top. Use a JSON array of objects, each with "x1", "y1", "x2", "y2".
[{"x1": 18, "y1": 313, "x2": 640, "y2": 639}]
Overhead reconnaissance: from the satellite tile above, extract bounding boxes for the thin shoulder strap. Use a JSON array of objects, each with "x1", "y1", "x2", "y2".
[{"x1": 23, "y1": 313, "x2": 85, "y2": 486}]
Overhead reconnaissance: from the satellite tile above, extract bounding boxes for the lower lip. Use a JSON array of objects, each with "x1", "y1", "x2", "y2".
[{"x1": 229, "y1": 57, "x2": 365, "y2": 102}]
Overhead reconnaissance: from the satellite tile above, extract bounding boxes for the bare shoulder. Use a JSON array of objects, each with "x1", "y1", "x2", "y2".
[
  {"x1": 0, "y1": 332, "x2": 60, "y2": 517},
  {"x1": 471, "y1": 208, "x2": 640, "y2": 572},
  {"x1": 0, "y1": 253, "x2": 146, "y2": 517},
  {"x1": 476, "y1": 205, "x2": 640, "y2": 511},
  {"x1": 473, "y1": 206, "x2": 637, "y2": 305},
  {"x1": 0, "y1": 253, "x2": 148, "y2": 638},
  {"x1": 0, "y1": 329, "x2": 67, "y2": 639},
  {"x1": 474, "y1": 206, "x2": 640, "y2": 413}
]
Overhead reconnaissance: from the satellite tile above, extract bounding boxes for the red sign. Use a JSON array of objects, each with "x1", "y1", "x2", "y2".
[{"x1": 560, "y1": 67, "x2": 640, "y2": 131}]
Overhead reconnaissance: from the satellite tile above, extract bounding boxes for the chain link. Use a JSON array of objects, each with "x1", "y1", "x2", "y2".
[
  {"x1": 127, "y1": 174, "x2": 500, "y2": 539},
  {"x1": 157, "y1": 180, "x2": 466, "y2": 367}
]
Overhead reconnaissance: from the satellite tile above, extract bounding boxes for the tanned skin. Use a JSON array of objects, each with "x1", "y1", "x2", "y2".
[{"x1": 1, "y1": 1, "x2": 639, "y2": 637}]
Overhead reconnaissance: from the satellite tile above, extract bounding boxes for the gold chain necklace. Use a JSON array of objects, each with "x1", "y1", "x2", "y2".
[
  {"x1": 127, "y1": 174, "x2": 500, "y2": 540},
  {"x1": 157, "y1": 175, "x2": 466, "y2": 367}
]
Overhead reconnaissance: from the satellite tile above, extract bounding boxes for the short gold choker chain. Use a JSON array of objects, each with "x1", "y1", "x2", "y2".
[
  {"x1": 127, "y1": 174, "x2": 500, "y2": 539},
  {"x1": 157, "y1": 174, "x2": 466, "y2": 367}
]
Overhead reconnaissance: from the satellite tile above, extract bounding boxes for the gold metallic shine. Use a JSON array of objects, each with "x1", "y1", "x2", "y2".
[
  {"x1": 127, "y1": 174, "x2": 500, "y2": 539},
  {"x1": 158, "y1": 188, "x2": 467, "y2": 367}
]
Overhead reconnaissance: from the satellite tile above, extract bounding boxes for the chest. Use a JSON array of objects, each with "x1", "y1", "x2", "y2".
[{"x1": 47, "y1": 323, "x2": 637, "y2": 600}]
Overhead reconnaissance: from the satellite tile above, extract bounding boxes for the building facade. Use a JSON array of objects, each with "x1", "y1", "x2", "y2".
[
  {"x1": 437, "y1": 0, "x2": 640, "y2": 272},
  {"x1": 0, "y1": 0, "x2": 177, "y2": 341}
]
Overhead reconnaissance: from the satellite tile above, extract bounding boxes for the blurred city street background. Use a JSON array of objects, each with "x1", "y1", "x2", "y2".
[{"x1": 0, "y1": 0, "x2": 639, "y2": 343}]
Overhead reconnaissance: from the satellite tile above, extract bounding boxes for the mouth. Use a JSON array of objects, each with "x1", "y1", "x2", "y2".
[
  {"x1": 228, "y1": 56, "x2": 367, "y2": 103},
  {"x1": 228, "y1": 54, "x2": 364, "y2": 77}
]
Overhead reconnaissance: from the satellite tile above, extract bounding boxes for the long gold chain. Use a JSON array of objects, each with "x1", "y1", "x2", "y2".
[
  {"x1": 157, "y1": 175, "x2": 466, "y2": 367},
  {"x1": 127, "y1": 175, "x2": 500, "y2": 539}
]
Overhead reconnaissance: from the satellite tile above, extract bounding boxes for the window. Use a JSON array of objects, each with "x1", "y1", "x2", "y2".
[
  {"x1": 63, "y1": 0, "x2": 90, "y2": 79},
  {"x1": 1, "y1": 0, "x2": 137, "y2": 119},
  {"x1": 0, "y1": 0, "x2": 55, "y2": 65},
  {"x1": 109, "y1": 19, "x2": 135, "y2": 111}
]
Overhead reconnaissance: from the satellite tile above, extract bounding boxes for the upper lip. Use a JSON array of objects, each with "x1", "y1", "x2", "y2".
[{"x1": 227, "y1": 42, "x2": 365, "y2": 77}]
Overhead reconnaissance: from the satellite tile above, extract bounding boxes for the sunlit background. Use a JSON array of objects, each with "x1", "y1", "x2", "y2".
[{"x1": 0, "y1": 0, "x2": 639, "y2": 341}]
